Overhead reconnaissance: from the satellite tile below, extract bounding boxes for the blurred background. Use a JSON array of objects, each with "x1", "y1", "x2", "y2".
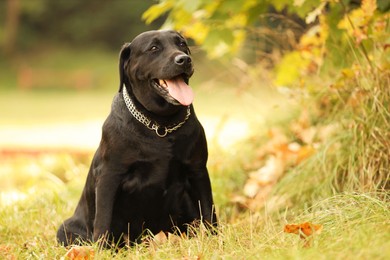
[
  {"x1": 0, "y1": 0, "x2": 163, "y2": 151},
  {"x1": 1, "y1": 1, "x2": 389, "y2": 258},
  {"x1": 0, "y1": 0, "x2": 293, "y2": 153}
]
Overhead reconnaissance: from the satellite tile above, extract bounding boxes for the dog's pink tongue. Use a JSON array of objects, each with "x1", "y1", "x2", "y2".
[{"x1": 164, "y1": 78, "x2": 194, "y2": 106}]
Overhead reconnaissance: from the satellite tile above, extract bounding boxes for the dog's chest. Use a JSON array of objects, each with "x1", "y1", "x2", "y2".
[{"x1": 120, "y1": 139, "x2": 191, "y2": 193}]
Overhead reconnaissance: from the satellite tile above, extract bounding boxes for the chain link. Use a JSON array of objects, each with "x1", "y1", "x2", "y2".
[{"x1": 122, "y1": 87, "x2": 191, "y2": 137}]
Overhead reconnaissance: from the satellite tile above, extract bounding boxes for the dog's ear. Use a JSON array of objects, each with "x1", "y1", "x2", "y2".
[{"x1": 119, "y1": 42, "x2": 131, "y2": 92}]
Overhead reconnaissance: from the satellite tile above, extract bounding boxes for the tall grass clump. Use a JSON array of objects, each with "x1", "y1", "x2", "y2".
[
  {"x1": 332, "y1": 66, "x2": 390, "y2": 193},
  {"x1": 273, "y1": 6, "x2": 389, "y2": 206},
  {"x1": 275, "y1": 59, "x2": 389, "y2": 208},
  {"x1": 291, "y1": 61, "x2": 388, "y2": 193}
]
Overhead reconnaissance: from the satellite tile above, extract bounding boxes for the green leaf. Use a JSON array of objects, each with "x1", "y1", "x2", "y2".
[
  {"x1": 274, "y1": 51, "x2": 310, "y2": 86},
  {"x1": 180, "y1": 0, "x2": 201, "y2": 12},
  {"x1": 142, "y1": 1, "x2": 174, "y2": 24}
]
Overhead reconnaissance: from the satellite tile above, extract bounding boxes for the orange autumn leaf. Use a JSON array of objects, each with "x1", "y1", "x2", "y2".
[
  {"x1": 65, "y1": 246, "x2": 95, "y2": 260},
  {"x1": 297, "y1": 145, "x2": 315, "y2": 164},
  {"x1": 361, "y1": 0, "x2": 377, "y2": 17},
  {"x1": 284, "y1": 222, "x2": 323, "y2": 237},
  {"x1": 284, "y1": 222, "x2": 323, "y2": 247}
]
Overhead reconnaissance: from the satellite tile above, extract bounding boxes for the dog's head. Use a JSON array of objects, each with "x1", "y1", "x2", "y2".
[{"x1": 119, "y1": 30, "x2": 194, "y2": 115}]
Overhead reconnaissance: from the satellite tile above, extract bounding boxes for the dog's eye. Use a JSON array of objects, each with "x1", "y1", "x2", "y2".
[
  {"x1": 149, "y1": 46, "x2": 159, "y2": 51},
  {"x1": 179, "y1": 42, "x2": 187, "y2": 48}
]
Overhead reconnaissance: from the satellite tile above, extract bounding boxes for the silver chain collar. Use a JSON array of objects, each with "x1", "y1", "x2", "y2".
[{"x1": 122, "y1": 87, "x2": 191, "y2": 137}]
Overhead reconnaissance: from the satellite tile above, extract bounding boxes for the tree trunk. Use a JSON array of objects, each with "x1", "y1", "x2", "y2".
[{"x1": 3, "y1": 0, "x2": 20, "y2": 56}]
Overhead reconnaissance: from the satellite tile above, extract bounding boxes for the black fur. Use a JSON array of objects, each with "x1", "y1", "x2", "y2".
[{"x1": 56, "y1": 30, "x2": 217, "y2": 247}]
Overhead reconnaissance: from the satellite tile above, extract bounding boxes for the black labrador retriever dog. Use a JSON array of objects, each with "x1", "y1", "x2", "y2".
[{"x1": 56, "y1": 30, "x2": 217, "y2": 247}]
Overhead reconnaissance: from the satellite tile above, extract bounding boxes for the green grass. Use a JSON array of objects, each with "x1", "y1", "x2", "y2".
[
  {"x1": 1, "y1": 128, "x2": 388, "y2": 259},
  {"x1": 1, "y1": 181, "x2": 388, "y2": 259}
]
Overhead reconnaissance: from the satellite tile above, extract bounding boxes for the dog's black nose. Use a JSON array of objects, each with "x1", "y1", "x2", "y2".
[{"x1": 174, "y1": 54, "x2": 191, "y2": 66}]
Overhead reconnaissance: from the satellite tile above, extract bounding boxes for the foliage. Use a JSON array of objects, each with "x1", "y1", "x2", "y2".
[
  {"x1": 143, "y1": 0, "x2": 315, "y2": 58},
  {"x1": 0, "y1": 0, "x2": 161, "y2": 54},
  {"x1": 144, "y1": 0, "x2": 389, "y2": 85}
]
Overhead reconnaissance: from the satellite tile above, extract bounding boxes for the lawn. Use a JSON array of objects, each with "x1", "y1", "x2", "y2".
[{"x1": 0, "y1": 47, "x2": 389, "y2": 259}]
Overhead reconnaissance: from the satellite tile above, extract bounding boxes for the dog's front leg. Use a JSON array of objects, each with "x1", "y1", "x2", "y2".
[
  {"x1": 190, "y1": 167, "x2": 218, "y2": 229},
  {"x1": 93, "y1": 172, "x2": 122, "y2": 245}
]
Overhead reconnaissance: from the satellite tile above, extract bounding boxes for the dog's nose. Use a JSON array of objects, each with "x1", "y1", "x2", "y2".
[{"x1": 174, "y1": 54, "x2": 191, "y2": 66}]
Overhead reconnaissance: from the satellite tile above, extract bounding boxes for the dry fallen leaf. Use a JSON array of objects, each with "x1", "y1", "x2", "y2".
[
  {"x1": 153, "y1": 231, "x2": 168, "y2": 245},
  {"x1": 248, "y1": 185, "x2": 273, "y2": 210},
  {"x1": 64, "y1": 246, "x2": 95, "y2": 260},
  {"x1": 249, "y1": 156, "x2": 285, "y2": 185},
  {"x1": 284, "y1": 222, "x2": 323, "y2": 247},
  {"x1": 167, "y1": 232, "x2": 183, "y2": 244},
  {"x1": 296, "y1": 145, "x2": 315, "y2": 164},
  {"x1": 0, "y1": 245, "x2": 16, "y2": 260},
  {"x1": 148, "y1": 231, "x2": 186, "y2": 251},
  {"x1": 236, "y1": 110, "x2": 323, "y2": 211},
  {"x1": 243, "y1": 178, "x2": 261, "y2": 198}
]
